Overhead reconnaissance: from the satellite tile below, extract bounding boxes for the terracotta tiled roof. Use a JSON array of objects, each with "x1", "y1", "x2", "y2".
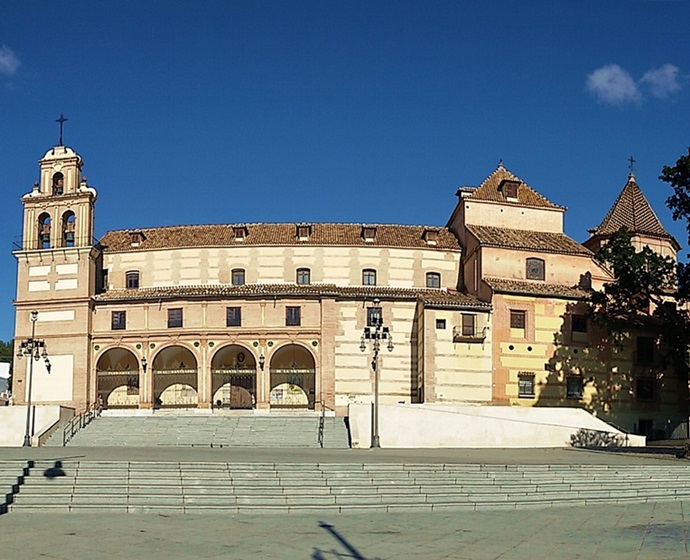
[
  {"x1": 99, "y1": 223, "x2": 461, "y2": 252},
  {"x1": 590, "y1": 174, "x2": 676, "y2": 241},
  {"x1": 483, "y1": 277, "x2": 590, "y2": 299},
  {"x1": 466, "y1": 225, "x2": 592, "y2": 256},
  {"x1": 464, "y1": 164, "x2": 564, "y2": 209},
  {"x1": 93, "y1": 283, "x2": 489, "y2": 309}
]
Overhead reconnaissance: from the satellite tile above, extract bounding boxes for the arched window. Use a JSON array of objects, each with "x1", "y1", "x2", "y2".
[
  {"x1": 526, "y1": 258, "x2": 545, "y2": 281},
  {"x1": 362, "y1": 269, "x2": 377, "y2": 286},
  {"x1": 38, "y1": 213, "x2": 51, "y2": 249},
  {"x1": 296, "y1": 268, "x2": 311, "y2": 285},
  {"x1": 52, "y1": 172, "x2": 64, "y2": 195},
  {"x1": 426, "y1": 272, "x2": 441, "y2": 288},
  {"x1": 232, "y1": 268, "x2": 245, "y2": 286},
  {"x1": 125, "y1": 271, "x2": 140, "y2": 289},
  {"x1": 62, "y1": 211, "x2": 76, "y2": 247}
]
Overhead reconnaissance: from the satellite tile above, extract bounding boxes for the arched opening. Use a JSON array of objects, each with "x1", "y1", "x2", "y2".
[
  {"x1": 96, "y1": 348, "x2": 140, "y2": 409},
  {"x1": 37, "y1": 213, "x2": 51, "y2": 249},
  {"x1": 62, "y1": 211, "x2": 76, "y2": 247},
  {"x1": 269, "y1": 344, "x2": 316, "y2": 409},
  {"x1": 211, "y1": 345, "x2": 256, "y2": 409},
  {"x1": 52, "y1": 172, "x2": 64, "y2": 195},
  {"x1": 152, "y1": 345, "x2": 198, "y2": 408}
]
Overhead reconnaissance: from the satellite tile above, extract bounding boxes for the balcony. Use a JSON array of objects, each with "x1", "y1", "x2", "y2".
[{"x1": 453, "y1": 326, "x2": 487, "y2": 343}]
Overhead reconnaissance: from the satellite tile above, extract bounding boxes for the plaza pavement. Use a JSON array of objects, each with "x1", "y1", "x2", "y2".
[{"x1": 0, "y1": 446, "x2": 689, "y2": 559}]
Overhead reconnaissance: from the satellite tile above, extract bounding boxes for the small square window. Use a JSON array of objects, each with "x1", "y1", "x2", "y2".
[
  {"x1": 636, "y1": 378, "x2": 656, "y2": 401},
  {"x1": 566, "y1": 377, "x2": 583, "y2": 399},
  {"x1": 168, "y1": 308, "x2": 183, "y2": 328},
  {"x1": 286, "y1": 306, "x2": 301, "y2": 326},
  {"x1": 367, "y1": 307, "x2": 383, "y2": 327},
  {"x1": 572, "y1": 314, "x2": 587, "y2": 333},
  {"x1": 232, "y1": 269, "x2": 245, "y2": 286},
  {"x1": 111, "y1": 311, "x2": 126, "y2": 330},
  {"x1": 510, "y1": 310, "x2": 526, "y2": 330},
  {"x1": 518, "y1": 375, "x2": 535, "y2": 398},
  {"x1": 426, "y1": 272, "x2": 441, "y2": 288},
  {"x1": 526, "y1": 258, "x2": 545, "y2": 281},
  {"x1": 296, "y1": 268, "x2": 311, "y2": 285},
  {"x1": 126, "y1": 271, "x2": 140, "y2": 289},
  {"x1": 226, "y1": 307, "x2": 241, "y2": 327},
  {"x1": 461, "y1": 314, "x2": 475, "y2": 336},
  {"x1": 436, "y1": 319, "x2": 446, "y2": 330}
]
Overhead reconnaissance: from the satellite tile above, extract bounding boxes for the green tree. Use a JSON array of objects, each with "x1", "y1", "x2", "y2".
[{"x1": 0, "y1": 340, "x2": 12, "y2": 392}]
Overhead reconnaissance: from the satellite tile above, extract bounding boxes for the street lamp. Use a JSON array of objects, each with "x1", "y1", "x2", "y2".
[
  {"x1": 16, "y1": 310, "x2": 50, "y2": 447},
  {"x1": 360, "y1": 298, "x2": 393, "y2": 448}
]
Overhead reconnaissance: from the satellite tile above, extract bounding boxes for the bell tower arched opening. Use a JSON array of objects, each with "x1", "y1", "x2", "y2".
[
  {"x1": 52, "y1": 172, "x2": 64, "y2": 195},
  {"x1": 37, "y1": 213, "x2": 51, "y2": 249},
  {"x1": 62, "y1": 211, "x2": 76, "y2": 247}
]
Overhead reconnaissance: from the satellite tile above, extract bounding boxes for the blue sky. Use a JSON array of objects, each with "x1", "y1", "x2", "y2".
[{"x1": 1, "y1": 1, "x2": 689, "y2": 342}]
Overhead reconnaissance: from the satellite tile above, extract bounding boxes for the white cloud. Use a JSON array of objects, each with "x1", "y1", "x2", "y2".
[
  {"x1": 640, "y1": 64, "x2": 681, "y2": 98},
  {"x1": 0, "y1": 45, "x2": 20, "y2": 76},
  {"x1": 586, "y1": 64, "x2": 640, "y2": 104}
]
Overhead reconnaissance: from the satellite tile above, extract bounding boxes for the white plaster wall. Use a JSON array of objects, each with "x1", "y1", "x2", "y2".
[
  {"x1": 26, "y1": 355, "x2": 74, "y2": 402},
  {"x1": 0, "y1": 406, "x2": 64, "y2": 446},
  {"x1": 348, "y1": 403, "x2": 645, "y2": 448}
]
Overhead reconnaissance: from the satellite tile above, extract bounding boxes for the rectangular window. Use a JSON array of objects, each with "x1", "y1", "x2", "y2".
[
  {"x1": 518, "y1": 374, "x2": 535, "y2": 398},
  {"x1": 461, "y1": 314, "x2": 475, "y2": 336},
  {"x1": 426, "y1": 272, "x2": 441, "y2": 288},
  {"x1": 168, "y1": 308, "x2": 183, "y2": 328},
  {"x1": 296, "y1": 268, "x2": 311, "y2": 285},
  {"x1": 232, "y1": 269, "x2": 245, "y2": 286},
  {"x1": 636, "y1": 378, "x2": 656, "y2": 401},
  {"x1": 436, "y1": 319, "x2": 446, "y2": 330},
  {"x1": 111, "y1": 311, "x2": 126, "y2": 330},
  {"x1": 510, "y1": 310, "x2": 526, "y2": 329},
  {"x1": 226, "y1": 307, "x2": 241, "y2": 327},
  {"x1": 126, "y1": 271, "x2": 140, "y2": 289},
  {"x1": 367, "y1": 307, "x2": 383, "y2": 327},
  {"x1": 286, "y1": 306, "x2": 301, "y2": 326},
  {"x1": 566, "y1": 377, "x2": 583, "y2": 399},
  {"x1": 636, "y1": 336, "x2": 655, "y2": 364},
  {"x1": 362, "y1": 269, "x2": 377, "y2": 286}
]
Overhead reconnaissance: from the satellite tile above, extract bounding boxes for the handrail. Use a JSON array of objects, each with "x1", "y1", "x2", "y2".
[
  {"x1": 317, "y1": 401, "x2": 336, "y2": 449},
  {"x1": 62, "y1": 403, "x2": 98, "y2": 446}
]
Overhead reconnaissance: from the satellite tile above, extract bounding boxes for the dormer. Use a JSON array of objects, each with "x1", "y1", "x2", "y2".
[
  {"x1": 423, "y1": 228, "x2": 440, "y2": 246},
  {"x1": 233, "y1": 225, "x2": 248, "y2": 241},
  {"x1": 296, "y1": 223, "x2": 312, "y2": 241},
  {"x1": 129, "y1": 230, "x2": 146, "y2": 247},
  {"x1": 361, "y1": 225, "x2": 377, "y2": 242},
  {"x1": 498, "y1": 179, "x2": 520, "y2": 201}
]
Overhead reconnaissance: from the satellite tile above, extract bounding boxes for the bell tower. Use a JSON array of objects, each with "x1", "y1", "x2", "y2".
[{"x1": 13, "y1": 129, "x2": 101, "y2": 413}]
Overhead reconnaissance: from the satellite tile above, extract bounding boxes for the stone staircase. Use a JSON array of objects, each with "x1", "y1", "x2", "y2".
[
  {"x1": 7, "y1": 460, "x2": 690, "y2": 514},
  {"x1": 0, "y1": 460, "x2": 32, "y2": 514},
  {"x1": 45, "y1": 415, "x2": 350, "y2": 448}
]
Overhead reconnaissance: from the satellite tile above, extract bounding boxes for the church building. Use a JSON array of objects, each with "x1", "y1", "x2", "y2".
[{"x1": 12, "y1": 142, "x2": 687, "y2": 438}]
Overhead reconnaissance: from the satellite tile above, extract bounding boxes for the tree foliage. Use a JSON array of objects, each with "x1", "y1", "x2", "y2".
[{"x1": 589, "y1": 148, "x2": 690, "y2": 378}]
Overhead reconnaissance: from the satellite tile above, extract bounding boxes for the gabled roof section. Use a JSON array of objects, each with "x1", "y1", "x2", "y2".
[
  {"x1": 464, "y1": 163, "x2": 565, "y2": 210},
  {"x1": 99, "y1": 223, "x2": 461, "y2": 253},
  {"x1": 590, "y1": 174, "x2": 674, "y2": 240},
  {"x1": 466, "y1": 225, "x2": 592, "y2": 256}
]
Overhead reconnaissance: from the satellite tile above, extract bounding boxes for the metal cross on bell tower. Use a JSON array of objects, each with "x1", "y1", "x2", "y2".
[{"x1": 55, "y1": 114, "x2": 68, "y2": 146}]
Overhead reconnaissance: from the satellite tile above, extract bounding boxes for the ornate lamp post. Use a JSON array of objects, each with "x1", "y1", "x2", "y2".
[
  {"x1": 16, "y1": 310, "x2": 50, "y2": 447},
  {"x1": 360, "y1": 298, "x2": 393, "y2": 448}
]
